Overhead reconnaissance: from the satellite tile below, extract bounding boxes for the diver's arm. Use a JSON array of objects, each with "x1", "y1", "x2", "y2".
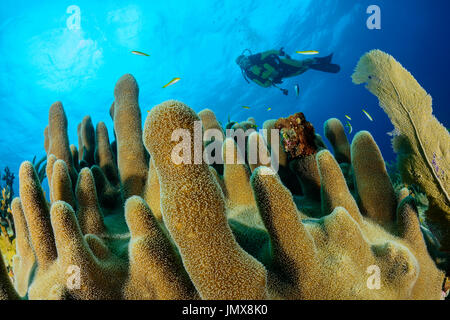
[{"x1": 243, "y1": 67, "x2": 272, "y2": 87}]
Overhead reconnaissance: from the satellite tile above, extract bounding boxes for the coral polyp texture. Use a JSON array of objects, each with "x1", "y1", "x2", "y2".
[{"x1": 0, "y1": 70, "x2": 445, "y2": 300}]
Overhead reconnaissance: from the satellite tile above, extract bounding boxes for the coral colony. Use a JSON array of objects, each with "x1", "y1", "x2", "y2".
[{"x1": 0, "y1": 50, "x2": 447, "y2": 300}]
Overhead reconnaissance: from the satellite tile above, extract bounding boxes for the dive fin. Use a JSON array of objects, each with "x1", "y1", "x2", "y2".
[
  {"x1": 313, "y1": 53, "x2": 333, "y2": 64},
  {"x1": 309, "y1": 63, "x2": 340, "y2": 73},
  {"x1": 308, "y1": 53, "x2": 339, "y2": 73}
]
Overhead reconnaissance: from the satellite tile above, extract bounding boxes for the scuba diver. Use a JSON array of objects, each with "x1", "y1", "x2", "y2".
[{"x1": 236, "y1": 48, "x2": 340, "y2": 95}]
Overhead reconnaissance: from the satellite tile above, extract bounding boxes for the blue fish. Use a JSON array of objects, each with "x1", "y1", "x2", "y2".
[{"x1": 294, "y1": 84, "x2": 300, "y2": 97}]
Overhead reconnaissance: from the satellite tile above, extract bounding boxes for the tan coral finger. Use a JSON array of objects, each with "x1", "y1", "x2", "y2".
[
  {"x1": 46, "y1": 154, "x2": 57, "y2": 202},
  {"x1": 75, "y1": 168, "x2": 105, "y2": 235},
  {"x1": 198, "y1": 109, "x2": 224, "y2": 137},
  {"x1": 247, "y1": 131, "x2": 271, "y2": 172},
  {"x1": 263, "y1": 120, "x2": 288, "y2": 167},
  {"x1": 19, "y1": 161, "x2": 57, "y2": 267},
  {"x1": 351, "y1": 131, "x2": 396, "y2": 225},
  {"x1": 316, "y1": 150, "x2": 362, "y2": 222},
  {"x1": 44, "y1": 126, "x2": 49, "y2": 154},
  {"x1": 144, "y1": 100, "x2": 268, "y2": 299},
  {"x1": 222, "y1": 138, "x2": 255, "y2": 207},
  {"x1": 90, "y1": 165, "x2": 123, "y2": 210},
  {"x1": 95, "y1": 121, "x2": 119, "y2": 185},
  {"x1": 396, "y1": 194, "x2": 425, "y2": 246},
  {"x1": 47, "y1": 101, "x2": 77, "y2": 184},
  {"x1": 11, "y1": 198, "x2": 35, "y2": 297},
  {"x1": 125, "y1": 196, "x2": 197, "y2": 298},
  {"x1": 80, "y1": 116, "x2": 96, "y2": 165},
  {"x1": 324, "y1": 118, "x2": 351, "y2": 163},
  {"x1": 50, "y1": 201, "x2": 94, "y2": 268},
  {"x1": 251, "y1": 167, "x2": 318, "y2": 279},
  {"x1": 143, "y1": 159, "x2": 162, "y2": 221},
  {"x1": 125, "y1": 196, "x2": 198, "y2": 299},
  {"x1": 113, "y1": 74, "x2": 148, "y2": 198},
  {"x1": 70, "y1": 144, "x2": 79, "y2": 172},
  {"x1": 51, "y1": 160, "x2": 76, "y2": 210}
]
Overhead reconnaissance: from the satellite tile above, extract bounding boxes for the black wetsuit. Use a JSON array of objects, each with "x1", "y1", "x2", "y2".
[{"x1": 242, "y1": 50, "x2": 340, "y2": 88}]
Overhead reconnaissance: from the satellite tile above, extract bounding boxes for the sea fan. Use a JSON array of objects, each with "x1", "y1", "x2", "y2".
[{"x1": 352, "y1": 49, "x2": 450, "y2": 251}]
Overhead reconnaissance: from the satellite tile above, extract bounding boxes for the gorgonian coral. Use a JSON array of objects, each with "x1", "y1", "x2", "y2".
[
  {"x1": 0, "y1": 73, "x2": 444, "y2": 300},
  {"x1": 352, "y1": 49, "x2": 450, "y2": 252}
]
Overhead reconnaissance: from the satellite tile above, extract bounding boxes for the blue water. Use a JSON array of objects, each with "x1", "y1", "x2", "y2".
[{"x1": 1, "y1": 0, "x2": 449, "y2": 194}]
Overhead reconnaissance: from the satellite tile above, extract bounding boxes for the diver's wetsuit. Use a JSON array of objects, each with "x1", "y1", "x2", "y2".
[{"x1": 242, "y1": 50, "x2": 340, "y2": 88}]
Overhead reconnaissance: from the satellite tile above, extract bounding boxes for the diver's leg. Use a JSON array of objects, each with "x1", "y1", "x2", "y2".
[
  {"x1": 279, "y1": 58, "x2": 314, "y2": 78},
  {"x1": 280, "y1": 55, "x2": 340, "y2": 76}
]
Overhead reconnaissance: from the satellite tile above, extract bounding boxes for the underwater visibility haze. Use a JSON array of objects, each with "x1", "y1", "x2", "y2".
[{"x1": 0, "y1": 0, "x2": 448, "y2": 302}]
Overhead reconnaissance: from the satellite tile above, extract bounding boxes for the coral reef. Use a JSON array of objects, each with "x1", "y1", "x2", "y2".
[
  {"x1": 0, "y1": 72, "x2": 444, "y2": 300},
  {"x1": 352, "y1": 49, "x2": 450, "y2": 252}
]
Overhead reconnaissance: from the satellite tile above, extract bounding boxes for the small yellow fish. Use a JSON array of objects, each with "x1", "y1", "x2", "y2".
[
  {"x1": 345, "y1": 115, "x2": 352, "y2": 120},
  {"x1": 296, "y1": 50, "x2": 319, "y2": 55},
  {"x1": 345, "y1": 121, "x2": 353, "y2": 134},
  {"x1": 131, "y1": 50, "x2": 150, "y2": 57},
  {"x1": 242, "y1": 106, "x2": 250, "y2": 109},
  {"x1": 362, "y1": 109, "x2": 373, "y2": 121},
  {"x1": 162, "y1": 77, "x2": 181, "y2": 88},
  {"x1": 267, "y1": 107, "x2": 271, "y2": 111}
]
